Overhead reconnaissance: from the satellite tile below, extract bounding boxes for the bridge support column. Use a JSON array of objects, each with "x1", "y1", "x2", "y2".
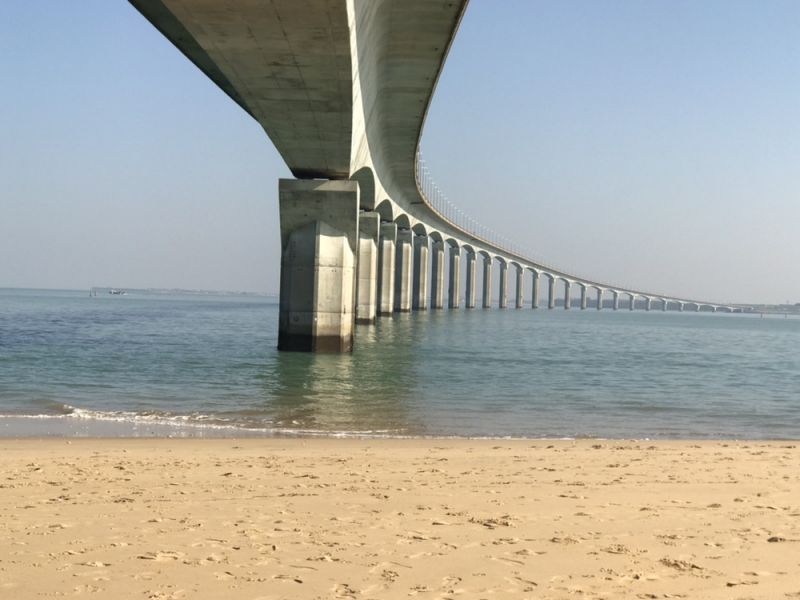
[
  {"x1": 465, "y1": 252, "x2": 476, "y2": 308},
  {"x1": 630, "y1": 294, "x2": 636, "y2": 311},
  {"x1": 498, "y1": 262, "x2": 508, "y2": 308},
  {"x1": 377, "y1": 222, "x2": 396, "y2": 316},
  {"x1": 596, "y1": 288, "x2": 603, "y2": 311},
  {"x1": 431, "y1": 241, "x2": 445, "y2": 309},
  {"x1": 580, "y1": 285, "x2": 588, "y2": 310},
  {"x1": 679, "y1": 303, "x2": 685, "y2": 312},
  {"x1": 482, "y1": 257, "x2": 493, "y2": 308},
  {"x1": 564, "y1": 281, "x2": 572, "y2": 310},
  {"x1": 613, "y1": 291, "x2": 619, "y2": 311},
  {"x1": 355, "y1": 212, "x2": 379, "y2": 324},
  {"x1": 515, "y1": 267, "x2": 524, "y2": 309},
  {"x1": 412, "y1": 235, "x2": 429, "y2": 310},
  {"x1": 662, "y1": 299, "x2": 668, "y2": 312},
  {"x1": 531, "y1": 272, "x2": 540, "y2": 309},
  {"x1": 277, "y1": 179, "x2": 358, "y2": 352},
  {"x1": 394, "y1": 229, "x2": 413, "y2": 312},
  {"x1": 645, "y1": 297, "x2": 652, "y2": 311},
  {"x1": 547, "y1": 276, "x2": 556, "y2": 309},
  {"x1": 448, "y1": 247, "x2": 461, "y2": 309}
]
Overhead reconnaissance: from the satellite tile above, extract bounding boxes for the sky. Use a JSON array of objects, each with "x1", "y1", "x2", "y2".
[{"x1": 1, "y1": 1, "x2": 798, "y2": 303}]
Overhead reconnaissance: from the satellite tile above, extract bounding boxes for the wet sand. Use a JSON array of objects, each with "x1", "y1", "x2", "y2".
[{"x1": 1, "y1": 439, "x2": 799, "y2": 599}]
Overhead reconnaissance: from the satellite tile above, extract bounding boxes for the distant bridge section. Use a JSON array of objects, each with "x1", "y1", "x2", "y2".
[{"x1": 130, "y1": 0, "x2": 745, "y2": 352}]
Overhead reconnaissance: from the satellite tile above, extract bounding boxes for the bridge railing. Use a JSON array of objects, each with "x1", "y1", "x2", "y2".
[{"x1": 415, "y1": 150, "x2": 734, "y2": 307}]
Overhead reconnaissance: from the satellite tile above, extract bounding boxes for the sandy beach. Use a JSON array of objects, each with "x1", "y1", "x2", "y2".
[{"x1": 1, "y1": 439, "x2": 799, "y2": 599}]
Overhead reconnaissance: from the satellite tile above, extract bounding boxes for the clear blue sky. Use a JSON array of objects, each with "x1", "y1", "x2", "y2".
[{"x1": 1, "y1": 1, "x2": 798, "y2": 303}]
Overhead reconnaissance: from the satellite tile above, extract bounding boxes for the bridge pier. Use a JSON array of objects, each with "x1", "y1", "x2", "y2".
[
  {"x1": 465, "y1": 252, "x2": 477, "y2": 308},
  {"x1": 662, "y1": 298, "x2": 668, "y2": 311},
  {"x1": 515, "y1": 266, "x2": 524, "y2": 309},
  {"x1": 531, "y1": 271, "x2": 540, "y2": 309},
  {"x1": 547, "y1": 275, "x2": 556, "y2": 309},
  {"x1": 277, "y1": 179, "x2": 358, "y2": 352},
  {"x1": 377, "y1": 222, "x2": 396, "y2": 316},
  {"x1": 679, "y1": 302, "x2": 685, "y2": 312},
  {"x1": 412, "y1": 235, "x2": 429, "y2": 310},
  {"x1": 564, "y1": 280, "x2": 572, "y2": 310},
  {"x1": 612, "y1": 291, "x2": 619, "y2": 311},
  {"x1": 630, "y1": 294, "x2": 636, "y2": 311},
  {"x1": 482, "y1": 256, "x2": 493, "y2": 308},
  {"x1": 448, "y1": 247, "x2": 461, "y2": 308},
  {"x1": 498, "y1": 262, "x2": 508, "y2": 308},
  {"x1": 579, "y1": 284, "x2": 588, "y2": 310},
  {"x1": 355, "y1": 212, "x2": 379, "y2": 324},
  {"x1": 645, "y1": 297, "x2": 652, "y2": 311},
  {"x1": 596, "y1": 288, "x2": 603, "y2": 311},
  {"x1": 394, "y1": 229, "x2": 413, "y2": 312},
  {"x1": 431, "y1": 241, "x2": 445, "y2": 309}
]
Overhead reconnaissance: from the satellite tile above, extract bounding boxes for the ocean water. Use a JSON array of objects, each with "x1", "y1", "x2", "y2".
[{"x1": 1, "y1": 288, "x2": 798, "y2": 439}]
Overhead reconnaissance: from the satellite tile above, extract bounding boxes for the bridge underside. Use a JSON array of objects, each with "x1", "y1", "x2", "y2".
[{"x1": 130, "y1": 0, "x2": 742, "y2": 351}]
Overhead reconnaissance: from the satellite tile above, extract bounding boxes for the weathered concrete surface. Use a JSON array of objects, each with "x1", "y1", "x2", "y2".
[
  {"x1": 131, "y1": 0, "x2": 353, "y2": 179},
  {"x1": 482, "y1": 257, "x2": 492, "y2": 309},
  {"x1": 356, "y1": 212, "x2": 379, "y2": 324},
  {"x1": 431, "y1": 241, "x2": 445, "y2": 309},
  {"x1": 465, "y1": 252, "x2": 476, "y2": 309},
  {"x1": 531, "y1": 271, "x2": 540, "y2": 309},
  {"x1": 449, "y1": 247, "x2": 461, "y2": 309},
  {"x1": 498, "y1": 262, "x2": 508, "y2": 309},
  {"x1": 278, "y1": 180, "x2": 358, "y2": 352},
  {"x1": 377, "y1": 222, "x2": 397, "y2": 316},
  {"x1": 394, "y1": 229, "x2": 413, "y2": 312},
  {"x1": 515, "y1": 266, "x2": 524, "y2": 309},
  {"x1": 412, "y1": 235, "x2": 429, "y2": 310}
]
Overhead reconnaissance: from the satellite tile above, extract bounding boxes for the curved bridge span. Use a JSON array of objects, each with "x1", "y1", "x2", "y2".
[{"x1": 131, "y1": 0, "x2": 745, "y2": 352}]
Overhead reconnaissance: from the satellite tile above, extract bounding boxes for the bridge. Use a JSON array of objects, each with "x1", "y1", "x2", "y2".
[{"x1": 130, "y1": 0, "x2": 744, "y2": 352}]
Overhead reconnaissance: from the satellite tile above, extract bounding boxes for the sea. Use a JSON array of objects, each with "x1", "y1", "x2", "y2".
[{"x1": 1, "y1": 288, "x2": 798, "y2": 439}]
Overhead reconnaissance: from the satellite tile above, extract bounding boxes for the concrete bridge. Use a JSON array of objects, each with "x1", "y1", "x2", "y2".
[{"x1": 130, "y1": 0, "x2": 744, "y2": 352}]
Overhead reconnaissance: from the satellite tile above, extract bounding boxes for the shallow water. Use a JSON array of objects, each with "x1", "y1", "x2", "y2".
[{"x1": 1, "y1": 288, "x2": 798, "y2": 438}]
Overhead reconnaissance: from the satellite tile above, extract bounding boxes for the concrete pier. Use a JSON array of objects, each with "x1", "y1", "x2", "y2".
[
  {"x1": 431, "y1": 241, "x2": 445, "y2": 309},
  {"x1": 596, "y1": 288, "x2": 603, "y2": 311},
  {"x1": 498, "y1": 262, "x2": 508, "y2": 309},
  {"x1": 564, "y1": 280, "x2": 572, "y2": 310},
  {"x1": 515, "y1": 266, "x2": 524, "y2": 309},
  {"x1": 579, "y1": 284, "x2": 588, "y2": 310},
  {"x1": 547, "y1": 275, "x2": 556, "y2": 309},
  {"x1": 277, "y1": 179, "x2": 358, "y2": 352},
  {"x1": 662, "y1": 298, "x2": 668, "y2": 311},
  {"x1": 448, "y1": 247, "x2": 461, "y2": 309},
  {"x1": 482, "y1": 256, "x2": 493, "y2": 308},
  {"x1": 394, "y1": 229, "x2": 413, "y2": 312},
  {"x1": 377, "y1": 222, "x2": 397, "y2": 316},
  {"x1": 355, "y1": 212, "x2": 379, "y2": 324},
  {"x1": 645, "y1": 297, "x2": 652, "y2": 311},
  {"x1": 412, "y1": 235, "x2": 429, "y2": 311},
  {"x1": 465, "y1": 252, "x2": 477, "y2": 309},
  {"x1": 613, "y1": 291, "x2": 620, "y2": 311},
  {"x1": 531, "y1": 271, "x2": 540, "y2": 309},
  {"x1": 630, "y1": 293, "x2": 636, "y2": 311}
]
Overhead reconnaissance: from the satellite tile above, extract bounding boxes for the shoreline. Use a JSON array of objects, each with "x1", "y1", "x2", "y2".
[
  {"x1": 3, "y1": 415, "x2": 799, "y2": 442},
  {"x1": 2, "y1": 438, "x2": 799, "y2": 598}
]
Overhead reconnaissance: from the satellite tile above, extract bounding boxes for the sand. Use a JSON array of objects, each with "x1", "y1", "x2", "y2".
[{"x1": 1, "y1": 439, "x2": 799, "y2": 599}]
